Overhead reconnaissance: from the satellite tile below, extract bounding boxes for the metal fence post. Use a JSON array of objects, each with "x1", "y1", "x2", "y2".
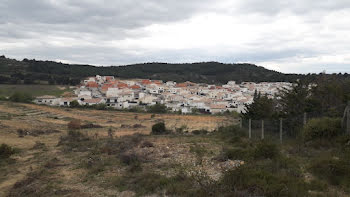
[
  {"x1": 261, "y1": 120, "x2": 264, "y2": 140},
  {"x1": 303, "y1": 112, "x2": 307, "y2": 125},
  {"x1": 280, "y1": 118, "x2": 283, "y2": 144},
  {"x1": 249, "y1": 119, "x2": 252, "y2": 139}
]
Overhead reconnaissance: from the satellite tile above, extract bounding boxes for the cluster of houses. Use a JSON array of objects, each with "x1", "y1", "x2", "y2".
[{"x1": 34, "y1": 75, "x2": 292, "y2": 114}]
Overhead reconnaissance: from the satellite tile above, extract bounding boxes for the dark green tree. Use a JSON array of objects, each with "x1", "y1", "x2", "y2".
[
  {"x1": 69, "y1": 100, "x2": 80, "y2": 108},
  {"x1": 243, "y1": 94, "x2": 275, "y2": 120},
  {"x1": 147, "y1": 104, "x2": 168, "y2": 113},
  {"x1": 278, "y1": 80, "x2": 310, "y2": 117}
]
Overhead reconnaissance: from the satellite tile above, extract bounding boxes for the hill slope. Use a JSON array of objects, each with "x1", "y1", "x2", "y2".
[{"x1": 0, "y1": 55, "x2": 300, "y2": 85}]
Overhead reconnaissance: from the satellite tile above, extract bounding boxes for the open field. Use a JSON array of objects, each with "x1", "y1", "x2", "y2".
[
  {"x1": 0, "y1": 85, "x2": 70, "y2": 97},
  {"x1": 0, "y1": 101, "x2": 234, "y2": 196},
  {"x1": 0, "y1": 101, "x2": 233, "y2": 137},
  {"x1": 1, "y1": 101, "x2": 349, "y2": 196}
]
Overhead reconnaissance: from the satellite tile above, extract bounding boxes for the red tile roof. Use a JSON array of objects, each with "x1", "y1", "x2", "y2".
[
  {"x1": 130, "y1": 85, "x2": 141, "y2": 89},
  {"x1": 176, "y1": 83, "x2": 188, "y2": 88},
  {"x1": 86, "y1": 82, "x2": 98, "y2": 88},
  {"x1": 142, "y1": 79, "x2": 152, "y2": 85},
  {"x1": 117, "y1": 83, "x2": 128, "y2": 89}
]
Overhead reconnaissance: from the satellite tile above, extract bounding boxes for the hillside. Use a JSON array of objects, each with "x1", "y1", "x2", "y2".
[
  {"x1": 0, "y1": 55, "x2": 302, "y2": 85},
  {"x1": 1, "y1": 101, "x2": 349, "y2": 196}
]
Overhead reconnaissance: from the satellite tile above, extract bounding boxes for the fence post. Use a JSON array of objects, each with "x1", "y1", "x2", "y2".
[
  {"x1": 280, "y1": 118, "x2": 283, "y2": 144},
  {"x1": 249, "y1": 119, "x2": 252, "y2": 139},
  {"x1": 303, "y1": 112, "x2": 307, "y2": 125},
  {"x1": 347, "y1": 102, "x2": 350, "y2": 134},
  {"x1": 240, "y1": 117, "x2": 243, "y2": 128},
  {"x1": 261, "y1": 120, "x2": 264, "y2": 140}
]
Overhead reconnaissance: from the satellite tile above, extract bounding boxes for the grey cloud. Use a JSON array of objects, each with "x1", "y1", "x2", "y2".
[
  {"x1": 0, "y1": 0, "x2": 215, "y2": 41},
  {"x1": 237, "y1": 0, "x2": 350, "y2": 15},
  {"x1": 1, "y1": 0, "x2": 350, "y2": 74},
  {"x1": 1, "y1": 0, "x2": 214, "y2": 27}
]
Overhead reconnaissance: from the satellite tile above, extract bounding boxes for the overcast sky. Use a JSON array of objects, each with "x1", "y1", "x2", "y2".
[{"x1": 1, "y1": 0, "x2": 350, "y2": 73}]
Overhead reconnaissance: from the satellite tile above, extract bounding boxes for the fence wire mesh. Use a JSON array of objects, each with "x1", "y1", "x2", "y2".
[{"x1": 240, "y1": 107, "x2": 349, "y2": 143}]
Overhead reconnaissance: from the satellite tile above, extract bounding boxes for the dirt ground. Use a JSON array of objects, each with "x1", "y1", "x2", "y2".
[
  {"x1": 0, "y1": 101, "x2": 236, "y2": 196},
  {"x1": 0, "y1": 101, "x2": 232, "y2": 137}
]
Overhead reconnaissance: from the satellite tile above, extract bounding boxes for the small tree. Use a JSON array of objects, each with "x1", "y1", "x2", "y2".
[
  {"x1": 0, "y1": 144, "x2": 15, "y2": 159},
  {"x1": 243, "y1": 94, "x2": 275, "y2": 120},
  {"x1": 70, "y1": 100, "x2": 80, "y2": 108},
  {"x1": 147, "y1": 104, "x2": 167, "y2": 113},
  {"x1": 9, "y1": 92, "x2": 32, "y2": 103},
  {"x1": 151, "y1": 122, "x2": 166, "y2": 135},
  {"x1": 303, "y1": 117, "x2": 342, "y2": 141}
]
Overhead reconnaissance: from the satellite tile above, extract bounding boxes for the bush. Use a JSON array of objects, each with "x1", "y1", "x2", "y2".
[
  {"x1": 141, "y1": 141, "x2": 154, "y2": 148},
  {"x1": 192, "y1": 129, "x2": 208, "y2": 135},
  {"x1": 224, "y1": 147, "x2": 250, "y2": 160},
  {"x1": 67, "y1": 119, "x2": 81, "y2": 130},
  {"x1": 0, "y1": 144, "x2": 15, "y2": 159},
  {"x1": 220, "y1": 165, "x2": 309, "y2": 196},
  {"x1": 9, "y1": 92, "x2": 32, "y2": 103},
  {"x1": 303, "y1": 117, "x2": 342, "y2": 141},
  {"x1": 147, "y1": 104, "x2": 168, "y2": 113},
  {"x1": 0, "y1": 96, "x2": 7, "y2": 101},
  {"x1": 69, "y1": 100, "x2": 80, "y2": 108},
  {"x1": 309, "y1": 158, "x2": 350, "y2": 187},
  {"x1": 92, "y1": 103, "x2": 107, "y2": 110},
  {"x1": 119, "y1": 152, "x2": 143, "y2": 172},
  {"x1": 216, "y1": 125, "x2": 246, "y2": 142},
  {"x1": 151, "y1": 122, "x2": 166, "y2": 135},
  {"x1": 253, "y1": 141, "x2": 279, "y2": 160}
]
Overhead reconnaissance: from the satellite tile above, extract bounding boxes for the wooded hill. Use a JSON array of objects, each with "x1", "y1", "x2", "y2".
[{"x1": 0, "y1": 55, "x2": 347, "y2": 85}]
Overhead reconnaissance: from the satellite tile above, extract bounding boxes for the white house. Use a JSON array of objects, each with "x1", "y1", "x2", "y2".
[
  {"x1": 80, "y1": 98, "x2": 105, "y2": 106},
  {"x1": 59, "y1": 97, "x2": 78, "y2": 106},
  {"x1": 34, "y1": 95, "x2": 59, "y2": 106},
  {"x1": 106, "y1": 88, "x2": 120, "y2": 98}
]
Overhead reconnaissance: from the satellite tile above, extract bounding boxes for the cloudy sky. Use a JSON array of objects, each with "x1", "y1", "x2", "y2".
[{"x1": 1, "y1": 0, "x2": 350, "y2": 73}]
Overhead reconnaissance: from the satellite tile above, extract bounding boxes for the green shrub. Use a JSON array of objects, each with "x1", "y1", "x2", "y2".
[
  {"x1": 220, "y1": 166, "x2": 309, "y2": 196},
  {"x1": 92, "y1": 103, "x2": 107, "y2": 110},
  {"x1": 113, "y1": 172, "x2": 203, "y2": 196},
  {"x1": 147, "y1": 104, "x2": 168, "y2": 113},
  {"x1": 192, "y1": 129, "x2": 208, "y2": 135},
  {"x1": 309, "y1": 158, "x2": 350, "y2": 187},
  {"x1": 0, "y1": 96, "x2": 7, "y2": 101},
  {"x1": 308, "y1": 179, "x2": 328, "y2": 192},
  {"x1": 151, "y1": 122, "x2": 166, "y2": 135},
  {"x1": 69, "y1": 100, "x2": 80, "y2": 108},
  {"x1": 303, "y1": 117, "x2": 342, "y2": 141},
  {"x1": 0, "y1": 144, "x2": 15, "y2": 159},
  {"x1": 253, "y1": 141, "x2": 279, "y2": 160},
  {"x1": 9, "y1": 92, "x2": 32, "y2": 103},
  {"x1": 224, "y1": 147, "x2": 250, "y2": 160},
  {"x1": 215, "y1": 125, "x2": 246, "y2": 143}
]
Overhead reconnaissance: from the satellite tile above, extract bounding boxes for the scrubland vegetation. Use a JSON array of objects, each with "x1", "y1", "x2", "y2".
[
  {"x1": 1, "y1": 112, "x2": 350, "y2": 196},
  {"x1": 0, "y1": 75, "x2": 349, "y2": 196}
]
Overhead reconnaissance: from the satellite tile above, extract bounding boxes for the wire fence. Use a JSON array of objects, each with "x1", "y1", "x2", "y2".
[{"x1": 240, "y1": 105, "x2": 350, "y2": 143}]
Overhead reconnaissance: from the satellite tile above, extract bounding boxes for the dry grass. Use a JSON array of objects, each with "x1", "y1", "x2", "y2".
[{"x1": 0, "y1": 101, "x2": 234, "y2": 196}]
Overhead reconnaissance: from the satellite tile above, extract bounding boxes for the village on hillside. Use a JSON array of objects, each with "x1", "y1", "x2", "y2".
[{"x1": 34, "y1": 75, "x2": 293, "y2": 114}]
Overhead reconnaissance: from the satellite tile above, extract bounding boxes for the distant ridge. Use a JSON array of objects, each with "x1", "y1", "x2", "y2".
[{"x1": 0, "y1": 55, "x2": 305, "y2": 85}]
